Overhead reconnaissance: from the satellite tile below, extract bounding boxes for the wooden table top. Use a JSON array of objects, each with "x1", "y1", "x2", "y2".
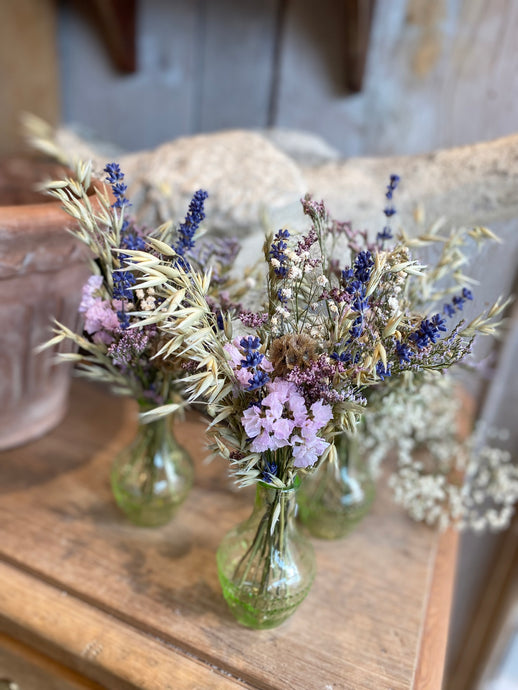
[{"x1": 0, "y1": 380, "x2": 458, "y2": 689}]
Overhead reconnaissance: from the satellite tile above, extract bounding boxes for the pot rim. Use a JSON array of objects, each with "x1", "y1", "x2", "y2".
[{"x1": 0, "y1": 178, "x2": 105, "y2": 238}]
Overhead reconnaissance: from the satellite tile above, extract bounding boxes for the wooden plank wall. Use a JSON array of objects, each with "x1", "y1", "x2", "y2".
[
  {"x1": 58, "y1": 0, "x2": 518, "y2": 156},
  {"x1": 276, "y1": 0, "x2": 518, "y2": 155}
]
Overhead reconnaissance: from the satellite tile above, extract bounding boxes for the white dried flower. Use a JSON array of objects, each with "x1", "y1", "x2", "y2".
[
  {"x1": 285, "y1": 249, "x2": 301, "y2": 264},
  {"x1": 141, "y1": 296, "x2": 157, "y2": 311},
  {"x1": 388, "y1": 296, "x2": 401, "y2": 317},
  {"x1": 275, "y1": 305, "x2": 290, "y2": 318},
  {"x1": 288, "y1": 266, "x2": 302, "y2": 280},
  {"x1": 361, "y1": 373, "x2": 518, "y2": 532}
]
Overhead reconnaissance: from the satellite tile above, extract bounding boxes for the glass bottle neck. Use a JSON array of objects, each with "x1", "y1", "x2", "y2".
[
  {"x1": 255, "y1": 482, "x2": 298, "y2": 520},
  {"x1": 335, "y1": 433, "x2": 358, "y2": 469}
]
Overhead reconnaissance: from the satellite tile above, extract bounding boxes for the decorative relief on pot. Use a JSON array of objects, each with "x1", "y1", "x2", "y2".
[{"x1": 0, "y1": 157, "x2": 92, "y2": 449}]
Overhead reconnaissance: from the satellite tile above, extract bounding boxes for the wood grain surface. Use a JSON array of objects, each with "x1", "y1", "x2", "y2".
[
  {"x1": 0, "y1": 380, "x2": 458, "y2": 689},
  {"x1": 0, "y1": 631, "x2": 105, "y2": 690},
  {"x1": 0, "y1": 0, "x2": 59, "y2": 155}
]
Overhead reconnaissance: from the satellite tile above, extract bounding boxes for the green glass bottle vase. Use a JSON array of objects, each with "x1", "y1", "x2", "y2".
[
  {"x1": 298, "y1": 433, "x2": 375, "y2": 539},
  {"x1": 217, "y1": 480, "x2": 316, "y2": 629},
  {"x1": 110, "y1": 414, "x2": 194, "y2": 527}
]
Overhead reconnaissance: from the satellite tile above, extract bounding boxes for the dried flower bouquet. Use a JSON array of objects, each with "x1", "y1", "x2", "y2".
[
  {"x1": 121, "y1": 174, "x2": 508, "y2": 624},
  {"x1": 296, "y1": 175, "x2": 517, "y2": 536},
  {"x1": 39, "y1": 161, "x2": 245, "y2": 525}
]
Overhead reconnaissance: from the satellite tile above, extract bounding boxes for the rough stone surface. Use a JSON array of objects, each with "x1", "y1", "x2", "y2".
[
  {"x1": 118, "y1": 130, "x2": 307, "y2": 235},
  {"x1": 302, "y1": 134, "x2": 518, "y2": 233},
  {"x1": 259, "y1": 128, "x2": 341, "y2": 167},
  {"x1": 55, "y1": 126, "x2": 518, "y2": 237}
]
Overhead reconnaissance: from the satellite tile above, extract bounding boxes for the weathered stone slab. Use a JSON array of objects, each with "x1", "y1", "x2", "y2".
[{"x1": 119, "y1": 130, "x2": 307, "y2": 235}]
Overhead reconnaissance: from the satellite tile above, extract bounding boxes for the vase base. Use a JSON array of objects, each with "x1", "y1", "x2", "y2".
[
  {"x1": 298, "y1": 485, "x2": 375, "y2": 540},
  {"x1": 218, "y1": 570, "x2": 312, "y2": 629},
  {"x1": 111, "y1": 483, "x2": 187, "y2": 527}
]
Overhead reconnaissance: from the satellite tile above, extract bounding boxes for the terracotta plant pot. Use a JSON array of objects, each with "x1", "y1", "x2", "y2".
[{"x1": 0, "y1": 156, "x2": 91, "y2": 449}]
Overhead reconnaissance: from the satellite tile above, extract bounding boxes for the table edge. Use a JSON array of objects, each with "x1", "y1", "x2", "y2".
[{"x1": 413, "y1": 528, "x2": 459, "y2": 689}]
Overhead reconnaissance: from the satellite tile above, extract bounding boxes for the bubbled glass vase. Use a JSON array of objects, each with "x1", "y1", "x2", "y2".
[
  {"x1": 217, "y1": 479, "x2": 316, "y2": 629},
  {"x1": 298, "y1": 433, "x2": 375, "y2": 539},
  {"x1": 110, "y1": 414, "x2": 194, "y2": 527}
]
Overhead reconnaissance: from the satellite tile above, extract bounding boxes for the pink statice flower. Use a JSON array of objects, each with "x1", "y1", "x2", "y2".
[
  {"x1": 241, "y1": 379, "x2": 332, "y2": 467},
  {"x1": 79, "y1": 276, "x2": 119, "y2": 345},
  {"x1": 301, "y1": 400, "x2": 333, "y2": 437},
  {"x1": 84, "y1": 301, "x2": 119, "y2": 345},
  {"x1": 291, "y1": 435, "x2": 330, "y2": 469},
  {"x1": 223, "y1": 340, "x2": 242, "y2": 367},
  {"x1": 79, "y1": 275, "x2": 103, "y2": 312}
]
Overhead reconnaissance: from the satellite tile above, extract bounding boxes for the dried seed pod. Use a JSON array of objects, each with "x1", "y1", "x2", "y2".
[{"x1": 270, "y1": 333, "x2": 317, "y2": 376}]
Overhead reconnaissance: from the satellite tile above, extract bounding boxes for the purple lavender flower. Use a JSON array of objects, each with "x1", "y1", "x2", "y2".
[
  {"x1": 269, "y1": 229, "x2": 290, "y2": 278},
  {"x1": 104, "y1": 163, "x2": 131, "y2": 209},
  {"x1": 241, "y1": 350, "x2": 264, "y2": 369},
  {"x1": 174, "y1": 189, "x2": 209, "y2": 269},
  {"x1": 431, "y1": 314, "x2": 447, "y2": 333},
  {"x1": 346, "y1": 280, "x2": 369, "y2": 312},
  {"x1": 261, "y1": 460, "x2": 278, "y2": 483},
  {"x1": 354, "y1": 251, "x2": 374, "y2": 283},
  {"x1": 224, "y1": 337, "x2": 272, "y2": 390},
  {"x1": 120, "y1": 222, "x2": 146, "y2": 252},
  {"x1": 240, "y1": 336, "x2": 261, "y2": 352},
  {"x1": 377, "y1": 227, "x2": 393, "y2": 241},
  {"x1": 444, "y1": 303, "x2": 456, "y2": 318},
  {"x1": 344, "y1": 280, "x2": 369, "y2": 340},
  {"x1": 117, "y1": 310, "x2": 131, "y2": 330},
  {"x1": 377, "y1": 174, "x2": 400, "y2": 244},
  {"x1": 443, "y1": 289, "x2": 474, "y2": 318},
  {"x1": 411, "y1": 314, "x2": 447, "y2": 349},
  {"x1": 112, "y1": 270, "x2": 136, "y2": 301},
  {"x1": 103, "y1": 165, "x2": 145, "y2": 328},
  {"x1": 331, "y1": 350, "x2": 360, "y2": 366},
  {"x1": 376, "y1": 361, "x2": 392, "y2": 380},
  {"x1": 341, "y1": 267, "x2": 355, "y2": 283},
  {"x1": 452, "y1": 295, "x2": 466, "y2": 311},
  {"x1": 395, "y1": 340, "x2": 413, "y2": 364}
]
